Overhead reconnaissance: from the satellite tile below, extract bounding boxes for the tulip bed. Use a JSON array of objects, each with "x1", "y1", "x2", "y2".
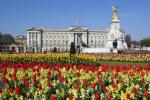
[
  {"x1": 0, "y1": 53, "x2": 150, "y2": 99},
  {"x1": 0, "y1": 53, "x2": 98, "y2": 65},
  {"x1": 97, "y1": 53, "x2": 150, "y2": 63}
]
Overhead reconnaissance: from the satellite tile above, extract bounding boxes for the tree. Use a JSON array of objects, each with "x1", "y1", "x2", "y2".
[
  {"x1": 125, "y1": 34, "x2": 132, "y2": 48},
  {"x1": 53, "y1": 47, "x2": 57, "y2": 52},
  {"x1": 140, "y1": 38, "x2": 150, "y2": 47},
  {"x1": 70, "y1": 42, "x2": 76, "y2": 63},
  {"x1": 70, "y1": 42, "x2": 76, "y2": 54},
  {"x1": 0, "y1": 32, "x2": 3, "y2": 44},
  {"x1": 0, "y1": 32, "x2": 15, "y2": 45}
]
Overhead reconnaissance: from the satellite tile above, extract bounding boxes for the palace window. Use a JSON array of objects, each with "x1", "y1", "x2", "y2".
[
  {"x1": 98, "y1": 40, "x2": 101, "y2": 44},
  {"x1": 33, "y1": 40, "x2": 35, "y2": 45},
  {"x1": 54, "y1": 40, "x2": 56, "y2": 44},
  {"x1": 46, "y1": 40, "x2": 48, "y2": 46},
  {"x1": 29, "y1": 41, "x2": 31, "y2": 45},
  {"x1": 50, "y1": 35, "x2": 52, "y2": 38},
  {"x1": 29, "y1": 34, "x2": 31, "y2": 39},
  {"x1": 46, "y1": 35, "x2": 48, "y2": 39},
  {"x1": 32, "y1": 34, "x2": 35, "y2": 39},
  {"x1": 50, "y1": 40, "x2": 52, "y2": 45},
  {"x1": 36, "y1": 34, "x2": 38, "y2": 39},
  {"x1": 58, "y1": 40, "x2": 61, "y2": 45}
]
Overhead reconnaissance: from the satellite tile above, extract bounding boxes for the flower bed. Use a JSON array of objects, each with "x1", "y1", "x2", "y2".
[
  {"x1": 1, "y1": 53, "x2": 150, "y2": 65},
  {"x1": 0, "y1": 53, "x2": 98, "y2": 65},
  {"x1": 0, "y1": 62, "x2": 150, "y2": 99},
  {"x1": 96, "y1": 53, "x2": 150, "y2": 63}
]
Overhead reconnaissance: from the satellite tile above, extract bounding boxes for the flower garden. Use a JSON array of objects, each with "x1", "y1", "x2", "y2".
[{"x1": 0, "y1": 53, "x2": 150, "y2": 100}]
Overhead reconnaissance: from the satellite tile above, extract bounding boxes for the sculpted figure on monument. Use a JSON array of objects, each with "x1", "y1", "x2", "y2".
[{"x1": 112, "y1": 6, "x2": 119, "y2": 21}]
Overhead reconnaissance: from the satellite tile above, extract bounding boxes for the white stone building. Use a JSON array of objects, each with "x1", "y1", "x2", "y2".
[{"x1": 27, "y1": 6, "x2": 127, "y2": 53}]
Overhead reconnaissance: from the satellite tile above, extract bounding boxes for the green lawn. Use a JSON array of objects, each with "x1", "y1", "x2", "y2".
[{"x1": 99, "y1": 60, "x2": 149, "y2": 66}]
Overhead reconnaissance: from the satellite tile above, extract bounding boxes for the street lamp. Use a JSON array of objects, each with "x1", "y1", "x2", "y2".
[
  {"x1": 95, "y1": 41, "x2": 96, "y2": 47},
  {"x1": 91, "y1": 40, "x2": 93, "y2": 47}
]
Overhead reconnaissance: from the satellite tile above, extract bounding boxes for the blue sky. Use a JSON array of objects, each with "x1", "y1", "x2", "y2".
[{"x1": 0, "y1": 0, "x2": 150, "y2": 40}]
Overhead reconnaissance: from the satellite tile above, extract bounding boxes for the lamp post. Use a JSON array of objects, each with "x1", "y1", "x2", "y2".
[
  {"x1": 91, "y1": 40, "x2": 93, "y2": 47},
  {"x1": 40, "y1": 29, "x2": 43, "y2": 53},
  {"x1": 95, "y1": 41, "x2": 96, "y2": 47}
]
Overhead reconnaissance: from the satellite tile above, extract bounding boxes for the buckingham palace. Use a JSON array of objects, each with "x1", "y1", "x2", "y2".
[{"x1": 27, "y1": 6, "x2": 127, "y2": 53}]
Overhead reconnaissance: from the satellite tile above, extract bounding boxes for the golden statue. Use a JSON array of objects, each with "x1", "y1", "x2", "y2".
[{"x1": 112, "y1": 6, "x2": 119, "y2": 21}]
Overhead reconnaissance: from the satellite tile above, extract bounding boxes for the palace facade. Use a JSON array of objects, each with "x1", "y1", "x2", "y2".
[{"x1": 27, "y1": 6, "x2": 127, "y2": 53}]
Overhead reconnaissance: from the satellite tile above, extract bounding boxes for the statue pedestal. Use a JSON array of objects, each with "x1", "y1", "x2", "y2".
[
  {"x1": 117, "y1": 40, "x2": 124, "y2": 50},
  {"x1": 105, "y1": 40, "x2": 113, "y2": 48},
  {"x1": 113, "y1": 48, "x2": 118, "y2": 53}
]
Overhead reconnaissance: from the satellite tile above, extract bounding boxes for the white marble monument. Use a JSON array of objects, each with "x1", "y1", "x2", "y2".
[
  {"x1": 105, "y1": 6, "x2": 128, "y2": 50},
  {"x1": 82, "y1": 6, "x2": 128, "y2": 53}
]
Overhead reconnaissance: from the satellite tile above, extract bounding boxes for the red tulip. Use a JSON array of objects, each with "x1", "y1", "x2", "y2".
[
  {"x1": 73, "y1": 83, "x2": 79, "y2": 90},
  {"x1": 22, "y1": 65, "x2": 27, "y2": 71},
  {"x1": 8, "y1": 87, "x2": 13, "y2": 93},
  {"x1": 115, "y1": 72, "x2": 118, "y2": 77},
  {"x1": 95, "y1": 93, "x2": 100, "y2": 100},
  {"x1": 82, "y1": 79, "x2": 87, "y2": 86},
  {"x1": 24, "y1": 81, "x2": 30, "y2": 87},
  {"x1": 65, "y1": 79, "x2": 69, "y2": 84},
  {"x1": 129, "y1": 72, "x2": 134, "y2": 77},
  {"x1": 76, "y1": 72, "x2": 80, "y2": 78},
  {"x1": 47, "y1": 72, "x2": 51, "y2": 79},
  {"x1": 0, "y1": 88, "x2": 2, "y2": 93},
  {"x1": 2, "y1": 76, "x2": 8, "y2": 84},
  {"x1": 15, "y1": 87, "x2": 20, "y2": 94},
  {"x1": 51, "y1": 95, "x2": 57, "y2": 100},
  {"x1": 37, "y1": 72, "x2": 41, "y2": 76},
  {"x1": 141, "y1": 77, "x2": 145, "y2": 83},
  {"x1": 47, "y1": 82, "x2": 52, "y2": 87},
  {"x1": 111, "y1": 82, "x2": 117, "y2": 89},
  {"x1": 141, "y1": 71, "x2": 145, "y2": 76},
  {"x1": 69, "y1": 94, "x2": 73, "y2": 100},
  {"x1": 126, "y1": 93, "x2": 130, "y2": 99},
  {"x1": 98, "y1": 78, "x2": 102, "y2": 84},
  {"x1": 32, "y1": 75, "x2": 36, "y2": 82},
  {"x1": 101, "y1": 85, "x2": 107, "y2": 92},
  {"x1": 132, "y1": 88, "x2": 138, "y2": 94},
  {"x1": 122, "y1": 70, "x2": 127, "y2": 75},
  {"x1": 3, "y1": 66, "x2": 7, "y2": 73},
  {"x1": 111, "y1": 74, "x2": 115, "y2": 78},
  {"x1": 58, "y1": 76, "x2": 64, "y2": 83},
  {"x1": 115, "y1": 65, "x2": 120, "y2": 72},
  {"x1": 143, "y1": 90, "x2": 148, "y2": 97},
  {"x1": 91, "y1": 82, "x2": 96, "y2": 88},
  {"x1": 65, "y1": 66, "x2": 70, "y2": 71},
  {"x1": 107, "y1": 93, "x2": 112, "y2": 100},
  {"x1": 0, "y1": 69, "x2": 2, "y2": 73},
  {"x1": 119, "y1": 78, "x2": 124, "y2": 83},
  {"x1": 57, "y1": 70, "x2": 62, "y2": 76},
  {"x1": 22, "y1": 77, "x2": 27, "y2": 82},
  {"x1": 13, "y1": 73, "x2": 17, "y2": 80},
  {"x1": 38, "y1": 85, "x2": 42, "y2": 91},
  {"x1": 97, "y1": 71, "x2": 102, "y2": 76}
]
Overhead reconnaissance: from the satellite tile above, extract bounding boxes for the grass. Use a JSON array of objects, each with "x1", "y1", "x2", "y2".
[{"x1": 99, "y1": 60, "x2": 149, "y2": 66}]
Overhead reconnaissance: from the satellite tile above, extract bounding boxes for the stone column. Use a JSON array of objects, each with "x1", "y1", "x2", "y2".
[
  {"x1": 34, "y1": 47, "x2": 37, "y2": 53},
  {"x1": 24, "y1": 46, "x2": 27, "y2": 53},
  {"x1": 16, "y1": 46, "x2": 19, "y2": 53}
]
